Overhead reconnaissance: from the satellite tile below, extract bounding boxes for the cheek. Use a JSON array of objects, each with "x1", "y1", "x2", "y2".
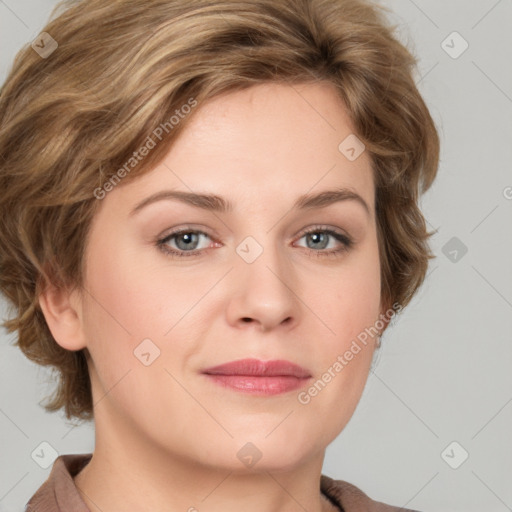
[
  {"x1": 79, "y1": 244, "x2": 164, "y2": 387},
  {"x1": 80, "y1": 234, "x2": 214, "y2": 395},
  {"x1": 83, "y1": 239, "x2": 181, "y2": 339},
  {"x1": 316, "y1": 236, "x2": 382, "y2": 352},
  {"x1": 295, "y1": 236, "x2": 381, "y2": 428}
]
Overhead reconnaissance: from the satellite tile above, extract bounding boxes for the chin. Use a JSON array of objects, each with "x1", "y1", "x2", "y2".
[
  {"x1": 179, "y1": 426, "x2": 320, "y2": 474},
  {"x1": 239, "y1": 430, "x2": 323, "y2": 472}
]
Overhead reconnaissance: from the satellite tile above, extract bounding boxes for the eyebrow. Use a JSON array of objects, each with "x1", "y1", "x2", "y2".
[{"x1": 129, "y1": 187, "x2": 370, "y2": 217}]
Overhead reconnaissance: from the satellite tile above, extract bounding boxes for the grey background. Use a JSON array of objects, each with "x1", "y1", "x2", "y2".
[{"x1": 1, "y1": 1, "x2": 511, "y2": 511}]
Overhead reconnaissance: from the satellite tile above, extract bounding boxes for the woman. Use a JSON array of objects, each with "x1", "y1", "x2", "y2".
[{"x1": 0, "y1": 0, "x2": 439, "y2": 510}]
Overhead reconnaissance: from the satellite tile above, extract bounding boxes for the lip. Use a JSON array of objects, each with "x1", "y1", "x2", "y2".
[{"x1": 201, "y1": 358, "x2": 312, "y2": 395}]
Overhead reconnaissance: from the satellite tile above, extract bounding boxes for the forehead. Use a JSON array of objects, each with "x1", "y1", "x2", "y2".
[{"x1": 109, "y1": 81, "x2": 375, "y2": 215}]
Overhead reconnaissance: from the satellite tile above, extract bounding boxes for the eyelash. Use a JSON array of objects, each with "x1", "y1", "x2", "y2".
[{"x1": 156, "y1": 225, "x2": 353, "y2": 259}]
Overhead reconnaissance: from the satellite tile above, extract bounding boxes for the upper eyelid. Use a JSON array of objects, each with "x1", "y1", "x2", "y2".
[
  {"x1": 159, "y1": 225, "x2": 351, "y2": 246},
  {"x1": 156, "y1": 227, "x2": 353, "y2": 260}
]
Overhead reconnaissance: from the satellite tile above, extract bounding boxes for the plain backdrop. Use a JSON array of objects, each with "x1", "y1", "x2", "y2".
[{"x1": 1, "y1": 1, "x2": 511, "y2": 511}]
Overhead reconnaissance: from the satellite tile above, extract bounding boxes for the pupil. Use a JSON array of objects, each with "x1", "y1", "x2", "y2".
[
  {"x1": 177, "y1": 233, "x2": 197, "y2": 250},
  {"x1": 309, "y1": 232, "x2": 327, "y2": 249}
]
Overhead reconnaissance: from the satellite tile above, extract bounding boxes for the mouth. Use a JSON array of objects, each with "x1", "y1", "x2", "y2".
[{"x1": 201, "y1": 358, "x2": 312, "y2": 396}]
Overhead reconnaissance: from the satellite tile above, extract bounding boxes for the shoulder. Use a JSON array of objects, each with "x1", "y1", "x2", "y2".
[
  {"x1": 321, "y1": 474, "x2": 422, "y2": 512},
  {"x1": 25, "y1": 453, "x2": 92, "y2": 511}
]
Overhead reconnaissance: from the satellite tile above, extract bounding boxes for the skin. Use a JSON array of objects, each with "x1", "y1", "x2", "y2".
[{"x1": 40, "y1": 81, "x2": 389, "y2": 512}]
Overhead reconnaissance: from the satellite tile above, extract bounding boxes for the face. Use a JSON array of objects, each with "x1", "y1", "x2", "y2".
[{"x1": 67, "y1": 82, "x2": 383, "y2": 472}]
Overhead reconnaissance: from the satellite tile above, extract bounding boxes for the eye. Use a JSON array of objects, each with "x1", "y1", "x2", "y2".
[
  {"x1": 156, "y1": 225, "x2": 353, "y2": 259},
  {"x1": 156, "y1": 228, "x2": 215, "y2": 258},
  {"x1": 294, "y1": 226, "x2": 353, "y2": 258}
]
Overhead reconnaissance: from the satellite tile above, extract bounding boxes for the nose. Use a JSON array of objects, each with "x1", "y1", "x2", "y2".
[{"x1": 225, "y1": 239, "x2": 299, "y2": 332}]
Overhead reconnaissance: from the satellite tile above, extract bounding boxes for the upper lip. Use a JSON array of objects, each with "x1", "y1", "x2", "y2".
[{"x1": 202, "y1": 358, "x2": 311, "y2": 378}]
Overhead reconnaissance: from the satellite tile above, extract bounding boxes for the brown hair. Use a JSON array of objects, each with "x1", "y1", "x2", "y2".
[{"x1": 0, "y1": 0, "x2": 440, "y2": 421}]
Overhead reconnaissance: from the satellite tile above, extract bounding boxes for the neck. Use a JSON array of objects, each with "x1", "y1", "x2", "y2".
[{"x1": 74, "y1": 412, "x2": 336, "y2": 512}]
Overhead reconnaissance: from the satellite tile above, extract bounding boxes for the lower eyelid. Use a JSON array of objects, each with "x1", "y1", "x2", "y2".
[
  {"x1": 296, "y1": 229, "x2": 352, "y2": 246},
  {"x1": 160, "y1": 231, "x2": 213, "y2": 251},
  {"x1": 157, "y1": 227, "x2": 352, "y2": 257}
]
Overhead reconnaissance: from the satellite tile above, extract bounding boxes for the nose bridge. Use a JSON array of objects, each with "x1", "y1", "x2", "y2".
[
  {"x1": 227, "y1": 231, "x2": 299, "y2": 330},
  {"x1": 237, "y1": 231, "x2": 294, "y2": 295}
]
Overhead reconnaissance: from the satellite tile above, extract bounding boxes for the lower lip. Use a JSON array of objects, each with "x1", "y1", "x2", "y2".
[{"x1": 204, "y1": 375, "x2": 311, "y2": 395}]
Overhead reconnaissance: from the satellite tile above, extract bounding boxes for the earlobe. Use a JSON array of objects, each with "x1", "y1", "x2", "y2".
[{"x1": 38, "y1": 281, "x2": 87, "y2": 351}]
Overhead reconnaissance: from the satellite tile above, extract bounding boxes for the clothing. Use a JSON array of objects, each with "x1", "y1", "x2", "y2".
[{"x1": 25, "y1": 453, "x2": 420, "y2": 512}]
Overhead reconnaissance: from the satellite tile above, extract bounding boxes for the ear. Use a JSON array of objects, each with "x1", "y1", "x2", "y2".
[{"x1": 38, "y1": 280, "x2": 87, "y2": 351}]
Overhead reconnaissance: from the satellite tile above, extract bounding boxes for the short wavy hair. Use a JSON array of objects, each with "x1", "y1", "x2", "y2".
[{"x1": 0, "y1": 0, "x2": 440, "y2": 421}]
